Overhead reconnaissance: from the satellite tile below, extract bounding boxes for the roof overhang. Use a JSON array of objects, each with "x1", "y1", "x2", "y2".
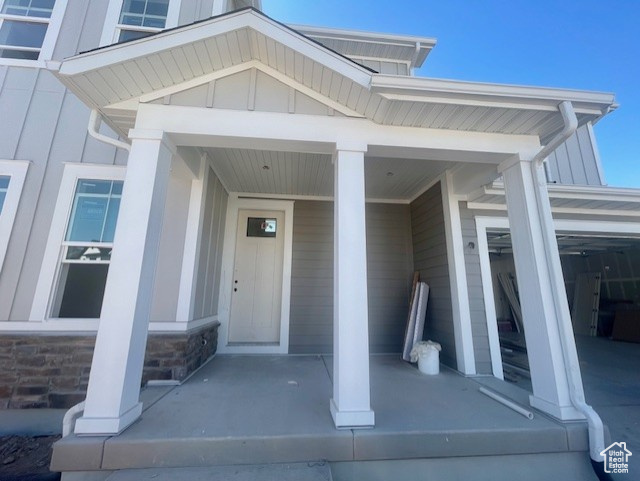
[
  {"x1": 290, "y1": 24, "x2": 436, "y2": 70},
  {"x1": 49, "y1": 7, "x2": 618, "y2": 145},
  {"x1": 468, "y1": 182, "x2": 640, "y2": 217}
]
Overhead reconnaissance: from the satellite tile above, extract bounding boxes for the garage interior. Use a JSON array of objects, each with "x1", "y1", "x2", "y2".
[{"x1": 486, "y1": 230, "x2": 640, "y2": 384}]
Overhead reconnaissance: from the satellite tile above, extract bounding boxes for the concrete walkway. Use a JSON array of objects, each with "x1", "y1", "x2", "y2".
[{"x1": 576, "y1": 336, "x2": 640, "y2": 449}]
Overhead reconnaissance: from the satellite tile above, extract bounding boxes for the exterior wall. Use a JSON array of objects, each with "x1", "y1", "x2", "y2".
[
  {"x1": 0, "y1": 67, "x2": 127, "y2": 322},
  {"x1": 193, "y1": 167, "x2": 228, "y2": 320},
  {"x1": 0, "y1": 323, "x2": 218, "y2": 409},
  {"x1": 150, "y1": 172, "x2": 192, "y2": 321},
  {"x1": 459, "y1": 202, "x2": 492, "y2": 374},
  {"x1": 547, "y1": 124, "x2": 604, "y2": 186},
  {"x1": 288, "y1": 200, "x2": 413, "y2": 354},
  {"x1": 409, "y1": 182, "x2": 456, "y2": 369}
]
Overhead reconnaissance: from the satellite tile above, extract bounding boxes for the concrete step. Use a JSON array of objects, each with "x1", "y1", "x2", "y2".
[
  {"x1": 331, "y1": 452, "x2": 599, "y2": 481},
  {"x1": 102, "y1": 462, "x2": 332, "y2": 481}
]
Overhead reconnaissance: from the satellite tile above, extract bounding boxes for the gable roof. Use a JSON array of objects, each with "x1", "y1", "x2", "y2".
[{"x1": 50, "y1": 7, "x2": 617, "y2": 142}]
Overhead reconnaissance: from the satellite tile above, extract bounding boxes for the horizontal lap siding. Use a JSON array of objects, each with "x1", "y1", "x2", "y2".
[
  {"x1": 460, "y1": 202, "x2": 492, "y2": 374},
  {"x1": 410, "y1": 183, "x2": 456, "y2": 369},
  {"x1": 289, "y1": 201, "x2": 413, "y2": 354}
]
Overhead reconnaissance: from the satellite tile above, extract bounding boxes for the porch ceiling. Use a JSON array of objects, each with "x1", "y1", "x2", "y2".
[
  {"x1": 52, "y1": 8, "x2": 616, "y2": 143},
  {"x1": 206, "y1": 147, "x2": 454, "y2": 200}
]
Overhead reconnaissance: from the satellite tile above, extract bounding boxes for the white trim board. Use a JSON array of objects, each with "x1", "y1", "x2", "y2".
[
  {"x1": 0, "y1": 316, "x2": 219, "y2": 334},
  {"x1": 475, "y1": 215, "x2": 640, "y2": 380},
  {"x1": 0, "y1": 160, "x2": 30, "y2": 274},
  {"x1": 216, "y1": 195, "x2": 294, "y2": 354}
]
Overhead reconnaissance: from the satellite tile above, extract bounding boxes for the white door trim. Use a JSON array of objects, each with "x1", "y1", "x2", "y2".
[
  {"x1": 475, "y1": 215, "x2": 640, "y2": 380},
  {"x1": 217, "y1": 194, "x2": 294, "y2": 354}
]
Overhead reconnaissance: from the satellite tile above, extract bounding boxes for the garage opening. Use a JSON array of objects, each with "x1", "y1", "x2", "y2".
[{"x1": 486, "y1": 230, "x2": 640, "y2": 385}]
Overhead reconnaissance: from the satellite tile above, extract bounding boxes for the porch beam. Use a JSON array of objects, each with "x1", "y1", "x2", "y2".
[
  {"x1": 331, "y1": 143, "x2": 375, "y2": 429},
  {"x1": 135, "y1": 104, "x2": 541, "y2": 162},
  {"x1": 75, "y1": 129, "x2": 174, "y2": 435},
  {"x1": 500, "y1": 158, "x2": 584, "y2": 420}
]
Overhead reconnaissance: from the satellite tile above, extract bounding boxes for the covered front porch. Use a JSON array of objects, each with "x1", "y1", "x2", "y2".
[
  {"x1": 47, "y1": 9, "x2": 618, "y2": 476},
  {"x1": 52, "y1": 354, "x2": 597, "y2": 480}
]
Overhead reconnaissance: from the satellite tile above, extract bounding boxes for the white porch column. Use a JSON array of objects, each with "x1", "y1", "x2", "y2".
[
  {"x1": 75, "y1": 130, "x2": 174, "y2": 435},
  {"x1": 331, "y1": 143, "x2": 375, "y2": 429},
  {"x1": 441, "y1": 171, "x2": 476, "y2": 375},
  {"x1": 501, "y1": 158, "x2": 584, "y2": 420}
]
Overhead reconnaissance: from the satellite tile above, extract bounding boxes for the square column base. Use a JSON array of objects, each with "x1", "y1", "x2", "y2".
[
  {"x1": 74, "y1": 402, "x2": 143, "y2": 436},
  {"x1": 330, "y1": 398, "x2": 375, "y2": 429},
  {"x1": 529, "y1": 395, "x2": 585, "y2": 421}
]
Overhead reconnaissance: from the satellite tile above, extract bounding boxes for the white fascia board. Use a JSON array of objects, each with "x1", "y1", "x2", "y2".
[
  {"x1": 371, "y1": 75, "x2": 616, "y2": 111},
  {"x1": 290, "y1": 24, "x2": 437, "y2": 48},
  {"x1": 291, "y1": 24, "x2": 436, "y2": 65},
  {"x1": 481, "y1": 181, "x2": 640, "y2": 204},
  {"x1": 57, "y1": 9, "x2": 372, "y2": 88}
]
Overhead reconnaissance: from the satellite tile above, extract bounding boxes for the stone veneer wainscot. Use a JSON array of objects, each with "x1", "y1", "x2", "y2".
[{"x1": 0, "y1": 323, "x2": 219, "y2": 409}]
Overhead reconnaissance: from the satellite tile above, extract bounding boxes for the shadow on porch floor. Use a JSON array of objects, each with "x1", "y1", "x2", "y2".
[{"x1": 51, "y1": 355, "x2": 591, "y2": 472}]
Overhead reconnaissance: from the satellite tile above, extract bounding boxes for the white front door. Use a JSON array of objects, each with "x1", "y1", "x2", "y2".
[{"x1": 228, "y1": 209, "x2": 285, "y2": 343}]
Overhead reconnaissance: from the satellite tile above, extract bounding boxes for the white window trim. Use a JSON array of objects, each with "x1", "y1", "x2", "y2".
[
  {"x1": 99, "y1": 0, "x2": 181, "y2": 47},
  {"x1": 30, "y1": 163, "x2": 126, "y2": 323},
  {"x1": 0, "y1": 0, "x2": 69, "y2": 68},
  {"x1": 0, "y1": 160, "x2": 29, "y2": 273}
]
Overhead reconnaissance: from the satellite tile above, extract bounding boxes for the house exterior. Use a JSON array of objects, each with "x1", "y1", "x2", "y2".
[{"x1": 1, "y1": 0, "x2": 638, "y2": 466}]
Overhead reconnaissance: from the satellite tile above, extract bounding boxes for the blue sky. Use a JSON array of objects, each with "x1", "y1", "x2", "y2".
[{"x1": 263, "y1": 1, "x2": 640, "y2": 188}]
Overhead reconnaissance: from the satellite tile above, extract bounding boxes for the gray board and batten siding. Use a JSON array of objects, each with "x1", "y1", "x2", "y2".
[
  {"x1": 192, "y1": 168, "x2": 228, "y2": 321},
  {"x1": 288, "y1": 201, "x2": 414, "y2": 354}
]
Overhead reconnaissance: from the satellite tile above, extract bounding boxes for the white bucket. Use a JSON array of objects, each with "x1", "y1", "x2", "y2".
[
  {"x1": 418, "y1": 349, "x2": 440, "y2": 375},
  {"x1": 410, "y1": 340, "x2": 441, "y2": 375}
]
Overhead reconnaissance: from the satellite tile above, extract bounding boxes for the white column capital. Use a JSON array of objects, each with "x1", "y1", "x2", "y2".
[
  {"x1": 128, "y1": 129, "x2": 177, "y2": 154},
  {"x1": 334, "y1": 140, "x2": 368, "y2": 155},
  {"x1": 497, "y1": 153, "x2": 529, "y2": 174}
]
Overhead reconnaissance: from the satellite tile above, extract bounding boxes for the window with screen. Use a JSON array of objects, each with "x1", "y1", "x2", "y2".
[
  {"x1": 117, "y1": 0, "x2": 169, "y2": 42},
  {"x1": 0, "y1": 0, "x2": 56, "y2": 60},
  {"x1": 52, "y1": 179, "x2": 123, "y2": 318}
]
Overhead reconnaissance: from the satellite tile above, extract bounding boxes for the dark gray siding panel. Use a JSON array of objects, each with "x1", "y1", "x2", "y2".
[
  {"x1": 288, "y1": 201, "x2": 413, "y2": 354},
  {"x1": 410, "y1": 183, "x2": 456, "y2": 369},
  {"x1": 289, "y1": 201, "x2": 334, "y2": 354},
  {"x1": 459, "y1": 202, "x2": 492, "y2": 374}
]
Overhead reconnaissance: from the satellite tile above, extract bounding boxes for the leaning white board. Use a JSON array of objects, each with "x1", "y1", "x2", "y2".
[
  {"x1": 402, "y1": 282, "x2": 429, "y2": 361},
  {"x1": 412, "y1": 283, "x2": 429, "y2": 350},
  {"x1": 402, "y1": 282, "x2": 421, "y2": 361}
]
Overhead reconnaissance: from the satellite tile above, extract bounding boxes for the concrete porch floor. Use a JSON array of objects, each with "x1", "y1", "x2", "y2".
[{"x1": 52, "y1": 354, "x2": 593, "y2": 474}]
